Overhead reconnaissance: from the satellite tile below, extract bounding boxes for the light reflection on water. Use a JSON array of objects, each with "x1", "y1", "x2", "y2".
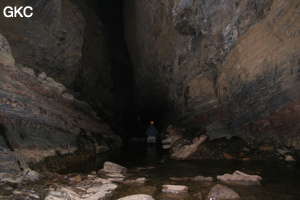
[{"x1": 62, "y1": 144, "x2": 300, "y2": 200}]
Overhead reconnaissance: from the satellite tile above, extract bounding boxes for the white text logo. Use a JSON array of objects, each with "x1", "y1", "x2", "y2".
[{"x1": 3, "y1": 6, "x2": 33, "y2": 18}]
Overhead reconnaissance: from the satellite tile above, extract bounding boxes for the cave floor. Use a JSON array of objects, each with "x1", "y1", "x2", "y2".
[
  {"x1": 61, "y1": 143, "x2": 300, "y2": 200},
  {"x1": 1, "y1": 144, "x2": 300, "y2": 200}
]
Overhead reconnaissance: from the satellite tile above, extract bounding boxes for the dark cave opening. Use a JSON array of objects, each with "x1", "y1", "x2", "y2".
[{"x1": 75, "y1": 0, "x2": 170, "y2": 137}]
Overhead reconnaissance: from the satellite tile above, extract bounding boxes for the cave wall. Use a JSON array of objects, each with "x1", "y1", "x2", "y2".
[
  {"x1": 0, "y1": 33, "x2": 121, "y2": 172},
  {"x1": 0, "y1": 0, "x2": 127, "y2": 172},
  {"x1": 0, "y1": 0, "x2": 133, "y2": 128},
  {"x1": 0, "y1": 0, "x2": 85, "y2": 87},
  {"x1": 124, "y1": 0, "x2": 300, "y2": 147}
]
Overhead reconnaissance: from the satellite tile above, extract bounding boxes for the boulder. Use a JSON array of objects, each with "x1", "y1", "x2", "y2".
[
  {"x1": 162, "y1": 185, "x2": 188, "y2": 193},
  {"x1": 103, "y1": 161, "x2": 127, "y2": 174},
  {"x1": 206, "y1": 184, "x2": 240, "y2": 200},
  {"x1": 217, "y1": 170, "x2": 262, "y2": 186},
  {"x1": 117, "y1": 194, "x2": 155, "y2": 200},
  {"x1": 170, "y1": 135, "x2": 208, "y2": 160}
]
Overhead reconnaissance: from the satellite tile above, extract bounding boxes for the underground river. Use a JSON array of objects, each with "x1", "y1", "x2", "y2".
[{"x1": 59, "y1": 143, "x2": 300, "y2": 200}]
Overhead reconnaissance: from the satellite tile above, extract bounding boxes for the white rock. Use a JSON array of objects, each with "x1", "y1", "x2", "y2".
[
  {"x1": 101, "y1": 183, "x2": 118, "y2": 191},
  {"x1": 86, "y1": 183, "x2": 117, "y2": 194},
  {"x1": 103, "y1": 161, "x2": 127, "y2": 174},
  {"x1": 94, "y1": 177, "x2": 111, "y2": 184},
  {"x1": 285, "y1": 155, "x2": 295, "y2": 162},
  {"x1": 117, "y1": 194, "x2": 155, "y2": 200},
  {"x1": 206, "y1": 184, "x2": 240, "y2": 200},
  {"x1": 217, "y1": 170, "x2": 262, "y2": 186},
  {"x1": 162, "y1": 185, "x2": 188, "y2": 193}
]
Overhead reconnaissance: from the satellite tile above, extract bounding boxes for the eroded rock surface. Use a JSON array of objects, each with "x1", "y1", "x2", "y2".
[
  {"x1": 0, "y1": 34, "x2": 121, "y2": 172},
  {"x1": 124, "y1": 0, "x2": 300, "y2": 150},
  {"x1": 0, "y1": 0, "x2": 85, "y2": 87}
]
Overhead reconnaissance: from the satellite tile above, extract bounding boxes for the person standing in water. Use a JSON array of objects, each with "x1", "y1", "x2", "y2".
[{"x1": 146, "y1": 121, "x2": 158, "y2": 146}]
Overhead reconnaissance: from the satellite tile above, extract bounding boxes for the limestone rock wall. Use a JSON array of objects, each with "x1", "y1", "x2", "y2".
[
  {"x1": 0, "y1": 34, "x2": 121, "y2": 172},
  {"x1": 124, "y1": 0, "x2": 300, "y2": 148},
  {"x1": 0, "y1": 0, "x2": 133, "y2": 130},
  {"x1": 0, "y1": 0, "x2": 85, "y2": 87}
]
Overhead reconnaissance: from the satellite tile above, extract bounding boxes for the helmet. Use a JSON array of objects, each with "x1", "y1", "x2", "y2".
[{"x1": 150, "y1": 121, "x2": 154, "y2": 125}]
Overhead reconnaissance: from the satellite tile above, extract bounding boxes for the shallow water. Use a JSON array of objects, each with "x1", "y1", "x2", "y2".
[{"x1": 62, "y1": 144, "x2": 300, "y2": 200}]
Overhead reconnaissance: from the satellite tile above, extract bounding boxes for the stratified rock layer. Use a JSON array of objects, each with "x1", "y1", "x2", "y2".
[
  {"x1": 0, "y1": 34, "x2": 121, "y2": 172},
  {"x1": 124, "y1": 0, "x2": 300, "y2": 148}
]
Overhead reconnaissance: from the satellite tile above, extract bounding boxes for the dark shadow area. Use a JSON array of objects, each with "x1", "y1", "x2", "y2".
[
  {"x1": 0, "y1": 124, "x2": 13, "y2": 151},
  {"x1": 76, "y1": 0, "x2": 170, "y2": 139}
]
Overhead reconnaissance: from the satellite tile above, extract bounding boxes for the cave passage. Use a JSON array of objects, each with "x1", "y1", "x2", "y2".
[{"x1": 85, "y1": 0, "x2": 170, "y2": 136}]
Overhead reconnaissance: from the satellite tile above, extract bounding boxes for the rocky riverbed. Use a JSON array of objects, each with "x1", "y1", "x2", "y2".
[{"x1": 1, "y1": 159, "x2": 299, "y2": 200}]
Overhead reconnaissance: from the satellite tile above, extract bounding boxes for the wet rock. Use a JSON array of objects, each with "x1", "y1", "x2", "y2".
[
  {"x1": 191, "y1": 175, "x2": 214, "y2": 182},
  {"x1": 106, "y1": 173, "x2": 125, "y2": 182},
  {"x1": 124, "y1": 177, "x2": 147, "y2": 184},
  {"x1": 206, "y1": 184, "x2": 240, "y2": 200},
  {"x1": 46, "y1": 188, "x2": 80, "y2": 200},
  {"x1": 170, "y1": 135, "x2": 208, "y2": 160},
  {"x1": 82, "y1": 183, "x2": 117, "y2": 200},
  {"x1": 103, "y1": 161, "x2": 127, "y2": 174},
  {"x1": 285, "y1": 155, "x2": 295, "y2": 162},
  {"x1": 162, "y1": 185, "x2": 189, "y2": 193},
  {"x1": 117, "y1": 194, "x2": 155, "y2": 200},
  {"x1": 217, "y1": 170, "x2": 262, "y2": 186}
]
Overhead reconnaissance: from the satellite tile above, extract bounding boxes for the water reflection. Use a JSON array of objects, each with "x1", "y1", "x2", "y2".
[
  {"x1": 147, "y1": 146, "x2": 157, "y2": 157},
  {"x1": 60, "y1": 144, "x2": 300, "y2": 200}
]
